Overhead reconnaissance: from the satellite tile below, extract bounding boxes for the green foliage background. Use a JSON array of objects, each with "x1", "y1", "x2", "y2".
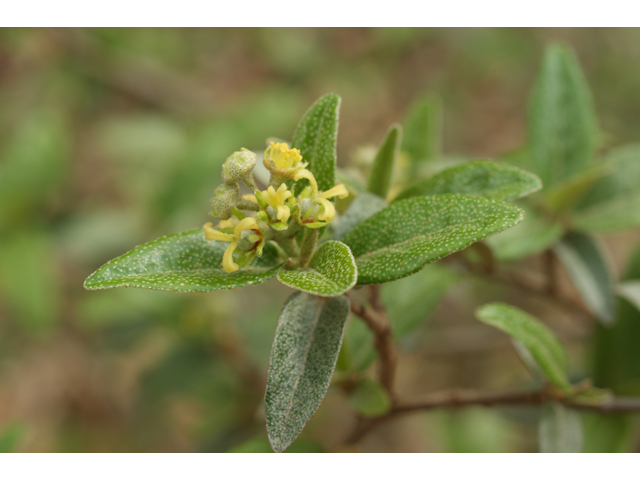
[{"x1": 1, "y1": 28, "x2": 640, "y2": 452}]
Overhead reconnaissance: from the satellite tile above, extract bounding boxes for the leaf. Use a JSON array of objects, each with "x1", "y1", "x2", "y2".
[
  {"x1": 0, "y1": 423, "x2": 25, "y2": 453},
  {"x1": 276, "y1": 241, "x2": 357, "y2": 297},
  {"x1": 616, "y1": 281, "x2": 640, "y2": 314},
  {"x1": 582, "y1": 413, "x2": 635, "y2": 453},
  {"x1": 543, "y1": 164, "x2": 610, "y2": 212},
  {"x1": 554, "y1": 232, "x2": 615, "y2": 324},
  {"x1": 475, "y1": 302, "x2": 570, "y2": 391},
  {"x1": 84, "y1": 229, "x2": 283, "y2": 292},
  {"x1": 347, "y1": 378, "x2": 391, "y2": 417},
  {"x1": 342, "y1": 194, "x2": 524, "y2": 285},
  {"x1": 382, "y1": 264, "x2": 460, "y2": 339},
  {"x1": 341, "y1": 317, "x2": 376, "y2": 372},
  {"x1": 527, "y1": 44, "x2": 598, "y2": 188},
  {"x1": 485, "y1": 203, "x2": 564, "y2": 262},
  {"x1": 403, "y1": 93, "x2": 442, "y2": 175},
  {"x1": 393, "y1": 160, "x2": 542, "y2": 203},
  {"x1": 539, "y1": 402, "x2": 583, "y2": 453},
  {"x1": 333, "y1": 192, "x2": 388, "y2": 241},
  {"x1": 367, "y1": 123, "x2": 402, "y2": 199},
  {"x1": 572, "y1": 144, "x2": 640, "y2": 233},
  {"x1": 265, "y1": 292, "x2": 349, "y2": 453},
  {"x1": 292, "y1": 93, "x2": 341, "y2": 192}
]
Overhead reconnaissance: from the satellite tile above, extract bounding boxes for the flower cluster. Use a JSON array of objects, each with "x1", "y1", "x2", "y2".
[{"x1": 204, "y1": 142, "x2": 348, "y2": 273}]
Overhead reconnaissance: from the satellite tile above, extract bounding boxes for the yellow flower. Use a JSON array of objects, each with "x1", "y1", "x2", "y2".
[
  {"x1": 262, "y1": 184, "x2": 293, "y2": 223},
  {"x1": 264, "y1": 142, "x2": 307, "y2": 179},
  {"x1": 292, "y1": 169, "x2": 349, "y2": 226},
  {"x1": 203, "y1": 217, "x2": 264, "y2": 273}
]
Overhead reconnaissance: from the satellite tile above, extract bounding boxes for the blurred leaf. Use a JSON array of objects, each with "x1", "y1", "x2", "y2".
[
  {"x1": 573, "y1": 144, "x2": 640, "y2": 233},
  {"x1": 433, "y1": 408, "x2": 515, "y2": 453},
  {"x1": 554, "y1": 232, "x2": 615, "y2": 324},
  {"x1": 341, "y1": 317, "x2": 377, "y2": 372},
  {"x1": 229, "y1": 435, "x2": 324, "y2": 453},
  {"x1": 277, "y1": 241, "x2": 357, "y2": 297},
  {"x1": 544, "y1": 164, "x2": 610, "y2": 212},
  {"x1": 342, "y1": 194, "x2": 524, "y2": 285},
  {"x1": 265, "y1": 293, "x2": 349, "y2": 453},
  {"x1": 367, "y1": 123, "x2": 402, "y2": 199},
  {"x1": 475, "y1": 302, "x2": 570, "y2": 391},
  {"x1": 0, "y1": 423, "x2": 26, "y2": 453},
  {"x1": 485, "y1": 203, "x2": 564, "y2": 262},
  {"x1": 292, "y1": 93, "x2": 340, "y2": 192},
  {"x1": 347, "y1": 378, "x2": 391, "y2": 417},
  {"x1": 0, "y1": 108, "x2": 69, "y2": 230},
  {"x1": 582, "y1": 413, "x2": 635, "y2": 453},
  {"x1": 0, "y1": 230, "x2": 60, "y2": 333},
  {"x1": 616, "y1": 281, "x2": 640, "y2": 314},
  {"x1": 333, "y1": 192, "x2": 387, "y2": 241},
  {"x1": 539, "y1": 402, "x2": 583, "y2": 453},
  {"x1": 393, "y1": 160, "x2": 542, "y2": 202},
  {"x1": 382, "y1": 264, "x2": 460, "y2": 339},
  {"x1": 527, "y1": 44, "x2": 598, "y2": 188},
  {"x1": 84, "y1": 229, "x2": 283, "y2": 292},
  {"x1": 403, "y1": 94, "x2": 442, "y2": 175}
]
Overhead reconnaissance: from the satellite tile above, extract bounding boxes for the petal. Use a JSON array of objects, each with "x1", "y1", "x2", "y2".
[
  {"x1": 293, "y1": 169, "x2": 318, "y2": 195},
  {"x1": 276, "y1": 205, "x2": 291, "y2": 223},
  {"x1": 203, "y1": 222, "x2": 235, "y2": 242},
  {"x1": 318, "y1": 183, "x2": 349, "y2": 200},
  {"x1": 315, "y1": 197, "x2": 336, "y2": 223},
  {"x1": 222, "y1": 241, "x2": 239, "y2": 273},
  {"x1": 234, "y1": 217, "x2": 260, "y2": 238}
]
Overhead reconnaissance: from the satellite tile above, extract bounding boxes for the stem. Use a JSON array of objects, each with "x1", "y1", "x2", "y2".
[
  {"x1": 346, "y1": 386, "x2": 640, "y2": 445},
  {"x1": 299, "y1": 228, "x2": 319, "y2": 268},
  {"x1": 348, "y1": 288, "x2": 398, "y2": 402}
]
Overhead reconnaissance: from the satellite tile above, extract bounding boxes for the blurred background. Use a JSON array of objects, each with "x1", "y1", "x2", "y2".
[{"x1": 1, "y1": 28, "x2": 640, "y2": 452}]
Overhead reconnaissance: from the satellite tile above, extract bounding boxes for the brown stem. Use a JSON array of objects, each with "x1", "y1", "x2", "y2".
[
  {"x1": 345, "y1": 387, "x2": 640, "y2": 445},
  {"x1": 348, "y1": 289, "x2": 398, "y2": 402}
]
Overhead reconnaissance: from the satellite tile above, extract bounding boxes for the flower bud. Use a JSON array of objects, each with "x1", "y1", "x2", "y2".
[
  {"x1": 209, "y1": 183, "x2": 243, "y2": 220},
  {"x1": 222, "y1": 148, "x2": 258, "y2": 190}
]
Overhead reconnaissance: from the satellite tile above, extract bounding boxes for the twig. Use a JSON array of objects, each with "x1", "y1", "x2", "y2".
[
  {"x1": 345, "y1": 387, "x2": 640, "y2": 445},
  {"x1": 348, "y1": 289, "x2": 398, "y2": 402}
]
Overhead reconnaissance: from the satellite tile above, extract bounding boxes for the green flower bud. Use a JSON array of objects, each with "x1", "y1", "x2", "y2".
[
  {"x1": 209, "y1": 183, "x2": 243, "y2": 220},
  {"x1": 222, "y1": 148, "x2": 257, "y2": 190}
]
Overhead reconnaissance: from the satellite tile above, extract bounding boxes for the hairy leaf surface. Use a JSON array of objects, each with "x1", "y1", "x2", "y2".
[
  {"x1": 539, "y1": 402, "x2": 583, "y2": 453},
  {"x1": 333, "y1": 192, "x2": 388, "y2": 241},
  {"x1": 265, "y1": 293, "x2": 349, "y2": 453},
  {"x1": 342, "y1": 194, "x2": 524, "y2": 285},
  {"x1": 84, "y1": 229, "x2": 283, "y2": 292}
]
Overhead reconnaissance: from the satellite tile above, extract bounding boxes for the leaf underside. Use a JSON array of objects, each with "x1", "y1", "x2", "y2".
[
  {"x1": 84, "y1": 229, "x2": 283, "y2": 292},
  {"x1": 276, "y1": 240, "x2": 357, "y2": 297},
  {"x1": 265, "y1": 292, "x2": 349, "y2": 453},
  {"x1": 342, "y1": 194, "x2": 525, "y2": 285}
]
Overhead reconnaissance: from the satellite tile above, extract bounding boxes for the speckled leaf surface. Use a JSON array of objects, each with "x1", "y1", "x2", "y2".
[
  {"x1": 527, "y1": 44, "x2": 598, "y2": 188},
  {"x1": 367, "y1": 123, "x2": 402, "y2": 199},
  {"x1": 292, "y1": 93, "x2": 340, "y2": 192},
  {"x1": 393, "y1": 160, "x2": 541, "y2": 202},
  {"x1": 84, "y1": 229, "x2": 283, "y2": 292},
  {"x1": 342, "y1": 194, "x2": 524, "y2": 285},
  {"x1": 333, "y1": 192, "x2": 387, "y2": 241},
  {"x1": 265, "y1": 292, "x2": 349, "y2": 453},
  {"x1": 475, "y1": 302, "x2": 570, "y2": 391},
  {"x1": 277, "y1": 241, "x2": 357, "y2": 297},
  {"x1": 539, "y1": 402, "x2": 583, "y2": 453},
  {"x1": 554, "y1": 232, "x2": 615, "y2": 324}
]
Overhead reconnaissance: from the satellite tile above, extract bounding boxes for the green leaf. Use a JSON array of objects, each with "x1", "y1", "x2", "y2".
[
  {"x1": 0, "y1": 423, "x2": 25, "y2": 453},
  {"x1": 333, "y1": 192, "x2": 388, "y2": 241},
  {"x1": 394, "y1": 160, "x2": 542, "y2": 203},
  {"x1": 342, "y1": 194, "x2": 524, "y2": 285},
  {"x1": 403, "y1": 94, "x2": 442, "y2": 175},
  {"x1": 485, "y1": 203, "x2": 564, "y2": 262},
  {"x1": 616, "y1": 281, "x2": 640, "y2": 314},
  {"x1": 582, "y1": 413, "x2": 635, "y2": 453},
  {"x1": 341, "y1": 317, "x2": 376, "y2": 372},
  {"x1": 539, "y1": 402, "x2": 583, "y2": 453},
  {"x1": 382, "y1": 264, "x2": 460, "y2": 339},
  {"x1": 543, "y1": 164, "x2": 610, "y2": 212},
  {"x1": 367, "y1": 123, "x2": 402, "y2": 199},
  {"x1": 84, "y1": 229, "x2": 283, "y2": 292},
  {"x1": 527, "y1": 44, "x2": 598, "y2": 188},
  {"x1": 292, "y1": 93, "x2": 341, "y2": 192},
  {"x1": 276, "y1": 241, "x2": 357, "y2": 297},
  {"x1": 475, "y1": 302, "x2": 570, "y2": 391},
  {"x1": 347, "y1": 378, "x2": 391, "y2": 417},
  {"x1": 572, "y1": 145, "x2": 640, "y2": 233},
  {"x1": 554, "y1": 232, "x2": 615, "y2": 324},
  {"x1": 265, "y1": 292, "x2": 349, "y2": 453}
]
